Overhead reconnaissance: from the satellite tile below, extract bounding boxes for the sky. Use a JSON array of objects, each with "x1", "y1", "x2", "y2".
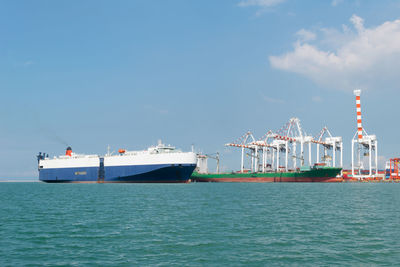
[{"x1": 1, "y1": 0, "x2": 400, "y2": 179}]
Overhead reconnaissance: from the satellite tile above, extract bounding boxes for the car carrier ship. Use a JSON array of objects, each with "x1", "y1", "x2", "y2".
[{"x1": 37, "y1": 141, "x2": 197, "y2": 183}]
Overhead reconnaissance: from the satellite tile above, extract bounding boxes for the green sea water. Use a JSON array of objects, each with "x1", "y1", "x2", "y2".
[{"x1": 1, "y1": 182, "x2": 400, "y2": 266}]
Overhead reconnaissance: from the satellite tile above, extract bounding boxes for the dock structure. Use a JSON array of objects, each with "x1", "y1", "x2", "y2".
[
  {"x1": 226, "y1": 118, "x2": 343, "y2": 173},
  {"x1": 225, "y1": 89, "x2": 381, "y2": 178}
]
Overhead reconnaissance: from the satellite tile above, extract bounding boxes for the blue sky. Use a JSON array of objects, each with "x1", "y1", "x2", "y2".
[{"x1": 1, "y1": 0, "x2": 400, "y2": 179}]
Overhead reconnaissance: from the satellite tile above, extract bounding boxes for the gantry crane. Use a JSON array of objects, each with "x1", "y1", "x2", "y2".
[
  {"x1": 313, "y1": 127, "x2": 343, "y2": 168},
  {"x1": 225, "y1": 118, "x2": 343, "y2": 174}
]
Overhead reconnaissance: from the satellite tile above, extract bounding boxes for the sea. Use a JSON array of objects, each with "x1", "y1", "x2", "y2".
[{"x1": 1, "y1": 182, "x2": 400, "y2": 266}]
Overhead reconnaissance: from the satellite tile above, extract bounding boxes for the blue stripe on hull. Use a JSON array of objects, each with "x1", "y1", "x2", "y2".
[
  {"x1": 107, "y1": 164, "x2": 196, "y2": 182},
  {"x1": 104, "y1": 164, "x2": 170, "y2": 179},
  {"x1": 39, "y1": 166, "x2": 99, "y2": 182},
  {"x1": 39, "y1": 164, "x2": 196, "y2": 183}
]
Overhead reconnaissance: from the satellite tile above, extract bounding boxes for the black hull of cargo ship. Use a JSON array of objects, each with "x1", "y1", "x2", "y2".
[{"x1": 191, "y1": 167, "x2": 343, "y2": 183}]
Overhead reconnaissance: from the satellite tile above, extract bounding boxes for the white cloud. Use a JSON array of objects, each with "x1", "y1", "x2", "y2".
[
  {"x1": 13, "y1": 60, "x2": 34, "y2": 68},
  {"x1": 331, "y1": 0, "x2": 343, "y2": 7},
  {"x1": 296, "y1": 29, "x2": 316, "y2": 43},
  {"x1": 269, "y1": 15, "x2": 400, "y2": 91},
  {"x1": 23, "y1": 61, "x2": 34, "y2": 67},
  {"x1": 350, "y1": 14, "x2": 364, "y2": 33},
  {"x1": 238, "y1": 0, "x2": 286, "y2": 7}
]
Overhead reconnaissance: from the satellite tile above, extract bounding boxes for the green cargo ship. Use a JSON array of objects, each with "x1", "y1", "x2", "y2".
[{"x1": 191, "y1": 166, "x2": 342, "y2": 183}]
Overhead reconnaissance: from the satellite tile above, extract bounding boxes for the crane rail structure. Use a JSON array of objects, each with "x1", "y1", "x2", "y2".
[{"x1": 226, "y1": 118, "x2": 343, "y2": 173}]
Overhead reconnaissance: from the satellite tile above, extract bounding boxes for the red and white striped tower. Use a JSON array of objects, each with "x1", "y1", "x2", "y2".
[
  {"x1": 354, "y1": 89, "x2": 363, "y2": 140},
  {"x1": 351, "y1": 89, "x2": 378, "y2": 179}
]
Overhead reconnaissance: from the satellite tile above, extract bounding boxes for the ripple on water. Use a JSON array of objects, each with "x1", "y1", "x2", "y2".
[{"x1": 1, "y1": 183, "x2": 400, "y2": 265}]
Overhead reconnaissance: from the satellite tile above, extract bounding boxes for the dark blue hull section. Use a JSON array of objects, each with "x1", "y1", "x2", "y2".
[
  {"x1": 39, "y1": 164, "x2": 196, "y2": 183},
  {"x1": 39, "y1": 166, "x2": 99, "y2": 182}
]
